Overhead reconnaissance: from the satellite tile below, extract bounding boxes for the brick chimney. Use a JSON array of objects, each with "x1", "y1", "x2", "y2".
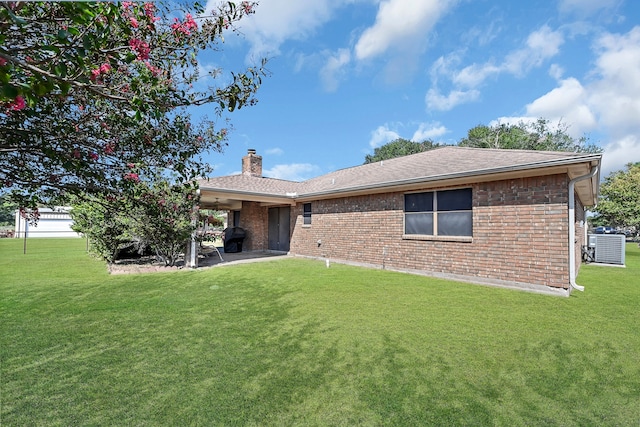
[{"x1": 242, "y1": 149, "x2": 262, "y2": 177}]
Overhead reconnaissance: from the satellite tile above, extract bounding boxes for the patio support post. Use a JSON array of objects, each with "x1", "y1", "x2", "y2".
[{"x1": 185, "y1": 189, "x2": 200, "y2": 269}]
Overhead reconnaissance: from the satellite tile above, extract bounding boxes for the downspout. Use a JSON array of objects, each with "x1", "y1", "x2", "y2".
[{"x1": 568, "y1": 165, "x2": 598, "y2": 292}]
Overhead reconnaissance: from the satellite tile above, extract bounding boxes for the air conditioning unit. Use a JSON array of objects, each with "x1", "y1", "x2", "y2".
[{"x1": 588, "y1": 234, "x2": 625, "y2": 265}]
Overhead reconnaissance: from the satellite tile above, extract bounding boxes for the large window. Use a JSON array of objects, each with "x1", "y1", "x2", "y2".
[
  {"x1": 404, "y1": 188, "x2": 472, "y2": 237},
  {"x1": 303, "y1": 203, "x2": 312, "y2": 225}
]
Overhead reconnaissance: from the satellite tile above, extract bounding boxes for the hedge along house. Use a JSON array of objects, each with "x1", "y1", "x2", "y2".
[{"x1": 197, "y1": 147, "x2": 601, "y2": 296}]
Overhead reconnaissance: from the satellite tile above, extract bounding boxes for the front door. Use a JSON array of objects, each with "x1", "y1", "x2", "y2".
[{"x1": 268, "y1": 207, "x2": 290, "y2": 251}]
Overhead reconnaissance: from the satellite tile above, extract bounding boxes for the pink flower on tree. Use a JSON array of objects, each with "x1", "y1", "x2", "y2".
[
  {"x1": 90, "y1": 63, "x2": 111, "y2": 82},
  {"x1": 241, "y1": 1, "x2": 253, "y2": 13},
  {"x1": 143, "y1": 3, "x2": 160, "y2": 22},
  {"x1": 123, "y1": 172, "x2": 140, "y2": 182},
  {"x1": 144, "y1": 61, "x2": 162, "y2": 77},
  {"x1": 171, "y1": 13, "x2": 198, "y2": 36},
  {"x1": 90, "y1": 68, "x2": 101, "y2": 81},
  {"x1": 6, "y1": 96, "x2": 26, "y2": 111},
  {"x1": 130, "y1": 17, "x2": 139, "y2": 28},
  {"x1": 129, "y1": 38, "x2": 150, "y2": 60}
]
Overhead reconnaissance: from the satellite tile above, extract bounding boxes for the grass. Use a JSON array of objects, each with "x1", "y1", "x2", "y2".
[{"x1": 1, "y1": 239, "x2": 639, "y2": 426}]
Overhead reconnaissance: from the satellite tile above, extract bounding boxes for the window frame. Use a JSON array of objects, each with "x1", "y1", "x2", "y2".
[{"x1": 403, "y1": 187, "x2": 473, "y2": 242}]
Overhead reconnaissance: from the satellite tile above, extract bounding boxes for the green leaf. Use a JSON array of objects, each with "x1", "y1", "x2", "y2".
[
  {"x1": 59, "y1": 82, "x2": 71, "y2": 95},
  {"x1": 41, "y1": 45, "x2": 61, "y2": 54},
  {"x1": 57, "y1": 30, "x2": 69, "y2": 41},
  {"x1": 54, "y1": 63, "x2": 68, "y2": 78},
  {"x1": 34, "y1": 82, "x2": 48, "y2": 96},
  {"x1": 1, "y1": 84, "x2": 19, "y2": 99}
]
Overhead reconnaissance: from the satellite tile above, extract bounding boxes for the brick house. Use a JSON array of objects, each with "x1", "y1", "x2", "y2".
[{"x1": 198, "y1": 147, "x2": 601, "y2": 296}]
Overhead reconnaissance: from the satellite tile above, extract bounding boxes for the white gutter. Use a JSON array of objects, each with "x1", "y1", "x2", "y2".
[{"x1": 568, "y1": 165, "x2": 598, "y2": 292}]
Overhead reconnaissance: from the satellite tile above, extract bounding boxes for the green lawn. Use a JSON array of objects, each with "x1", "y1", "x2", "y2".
[{"x1": 1, "y1": 239, "x2": 639, "y2": 426}]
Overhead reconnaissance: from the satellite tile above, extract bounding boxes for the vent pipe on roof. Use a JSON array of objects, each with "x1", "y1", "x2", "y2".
[{"x1": 568, "y1": 165, "x2": 598, "y2": 292}]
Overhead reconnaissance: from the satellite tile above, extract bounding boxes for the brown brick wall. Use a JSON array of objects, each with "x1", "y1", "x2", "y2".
[
  {"x1": 237, "y1": 201, "x2": 268, "y2": 251},
  {"x1": 290, "y1": 174, "x2": 574, "y2": 289}
]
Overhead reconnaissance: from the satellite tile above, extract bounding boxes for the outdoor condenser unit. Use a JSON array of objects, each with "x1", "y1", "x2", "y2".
[{"x1": 588, "y1": 234, "x2": 625, "y2": 265}]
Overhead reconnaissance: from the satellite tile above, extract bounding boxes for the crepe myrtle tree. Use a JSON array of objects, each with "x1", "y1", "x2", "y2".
[
  {"x1": 0, "y1": 1, "x2": 266, "y2": 219},
  {"x1": 71, "y1": 176, "x2": 199, "y2": 266},
  {"x1": 128, "y1": 178, "x2": 199, "y2": 267}
]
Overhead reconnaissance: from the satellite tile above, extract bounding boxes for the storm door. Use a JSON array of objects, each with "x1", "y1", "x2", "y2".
[{"x1": 268, "y1": 207, "x2": 290, "y2": 251}]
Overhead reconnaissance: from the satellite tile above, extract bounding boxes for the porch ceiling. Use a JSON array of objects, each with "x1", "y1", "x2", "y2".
[{"x1": 199, "y1": 190, "x2": 295, "y2": 210}]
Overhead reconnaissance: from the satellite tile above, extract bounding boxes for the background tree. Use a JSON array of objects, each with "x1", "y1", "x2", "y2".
[
  {"x1": 458, "y1": 118, "x2": 601, "y2": 153},
  {"x1": 364, "y1": 138, "x2": 442, "y2": 163},
  {"x1": 592, "y1": 162, "x2": 640, "y2": 233},
  {"x1": 70, "y1": 195, "x2": 133, "y2": 263},
  {"x1": 1, "y1": 1, "x2": 265, "y2": 215},
  {"x1": 0, "y1": 195, "x2": 17, "y2": 226}
]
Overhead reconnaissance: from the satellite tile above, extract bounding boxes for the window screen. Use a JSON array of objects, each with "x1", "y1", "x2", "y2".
[
  {"x1": 303, "y1": 203, "x2": 312, "y2": 225},
  {"x1": 404, "y1": 188, "x2": 472, "y2": 237}
]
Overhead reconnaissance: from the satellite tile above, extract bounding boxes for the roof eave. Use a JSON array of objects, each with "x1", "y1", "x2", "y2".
[{"x1": 298, "y1": 155, "x2": 602, "y2": 201}]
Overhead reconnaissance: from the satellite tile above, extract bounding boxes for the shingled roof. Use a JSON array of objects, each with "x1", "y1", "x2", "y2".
[{"x1": 198, "y1": 146, "x2": 601, "y2": 206}]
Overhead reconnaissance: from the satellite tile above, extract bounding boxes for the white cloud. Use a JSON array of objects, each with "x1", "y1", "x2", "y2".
[
  {"x1": 265, "y1": 147, "x2": 284, "y2": 156},
  {"x1": 263, "y1": 163, "x2": 322, "y2": 181},
  {"x1": 589, "y1": 26, "x2": 640, "y2": 176},
  {"x1": 601, "y1": 136, "x2": 640, "y2": 178},
  {"x1": 548, "y1": 63, "x2": 565, "y2": 80},
  {"x1": 430, "y1": 52, "x2": 463, "y2": 85},
  {"x1": 428, "y1": 25, "x2": 564, "y2": 111},
  {"x1": 354, "y1": 0, "x2": 456, "y2": 61},
  {"x1": 503, "y1": 25, "x2": 564, "y2": 76},
  {"x1": 425, "y1": 88, "x2": 480, "y2": 111},
  {"x1": 319, "y1": 48, "x2": 352, "y2": 92},
  {"x1": 412, "y1": 122, "x2": 448, "y2": 141},
  {"x1": 558, "y1": 0, "x2": 620, "y2": 17},
  {"x1": 589, "y1": 27, "x2": 640, "y2": 135},
  {"x1": 525, "y1": 77, "x2": 597, "y2": 137},
  {"x1": 369, "y1": 125, "x2": 401, "y2": 149},
  {"x1": 205, "y1": 0, "x2": 339, "y2": 58},
  {"x1": 452, "y1": 63, "x2": 500, "y2": 88},
  {"x1": 490, "y1": 26, "x2": 640, "y2": 177}
]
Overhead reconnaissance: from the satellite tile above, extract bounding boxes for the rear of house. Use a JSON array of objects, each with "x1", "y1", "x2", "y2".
[{"x1": 199, "y1": 147, "x2": 601, "y2": 296}]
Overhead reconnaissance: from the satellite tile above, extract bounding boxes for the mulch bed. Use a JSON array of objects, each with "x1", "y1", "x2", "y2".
[
  {"x1": 107, "y1": 246, "x2": 225, "y2": 275},
  {"x1": 107, "y1": 255, "x2": 184, "y2": 275}
]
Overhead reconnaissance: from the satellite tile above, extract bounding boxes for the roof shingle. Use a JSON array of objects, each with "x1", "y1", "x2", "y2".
[{"x1": 199, "y1": 146, "x2": 600, "y2": 198}]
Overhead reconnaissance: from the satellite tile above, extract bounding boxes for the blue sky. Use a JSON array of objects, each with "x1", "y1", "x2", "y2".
[{"x1": 200, "y1": 0, "x2": 640, "y2": 181}]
